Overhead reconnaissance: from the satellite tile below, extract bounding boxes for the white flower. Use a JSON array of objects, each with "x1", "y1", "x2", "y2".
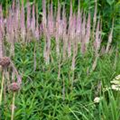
[
  {"x1": 115, "y1": 75, "x2": 120, "y2": 80},
  {"x1": 110, "y1": 75, "x2": 120, "y2": 91},
  {"x1": 94, "y1": 97, "x2": 101, "y2": 103},
  {"x1": 110, "y1": 80, "x2": 120, "y2": 85},
  {"x1": 111, "y1": 85, "x2": 120, "y2": 91}
]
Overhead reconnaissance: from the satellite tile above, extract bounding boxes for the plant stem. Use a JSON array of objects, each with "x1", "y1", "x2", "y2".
[
  {"x1": 62, "y1": 78, "x2": 65, "y2": 101},
  {"x1": 0, "y1": 71, "x2": 4, "y2": 106},
  {"x1": 34, "y1": 42, "x2": 36, "y2": 71},
  {"x1": 11, "y1": 92, "x2": 16, "y2": 120}
]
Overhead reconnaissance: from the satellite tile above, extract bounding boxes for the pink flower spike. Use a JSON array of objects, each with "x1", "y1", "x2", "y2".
[
  {"x1": 20, "y1": 1, "x2": 26, "y2": 42},
  {"x1": 85, "y1": 12, "x2": 91, "y2": 44},
  {"x1": 48, "y1": 2, "x2": 54, "y2": 37},
  {"x1": 42, "y1": 0, "x2": 46, "y2": 29},
  {"x1": 35, "y1": 4, "x2": 40, "y2": 40},
  {"x1": 17, "y1": 75, "x2": 22, "y2": 85},
  {"x1": 105, "y1": 19, "x2": 114, "y2": 53},
  {"x1": 31, "y1": 4, "x2": 35, "y2": 33},
  {"x1": 94, "y1": 20, "x2": 101, "y2": 53},
  {"x1": 27, "y1": 2, "x2": 31, "y2": 29}
]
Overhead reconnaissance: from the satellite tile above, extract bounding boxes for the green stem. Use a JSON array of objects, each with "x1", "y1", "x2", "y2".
[
  {"x1": 0, "y1": 71, "x2": 4, "y2": 106},
  {"x1": 11, "y1": 92, "x2": 16, "y2": 120}
]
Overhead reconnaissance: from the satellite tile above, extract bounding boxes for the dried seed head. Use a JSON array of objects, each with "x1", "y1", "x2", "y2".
[
  {"x1": 0, "y1": 57, "x2": 10, "y2": 67},
  {"x1": 9, "y1": 82, "x2": 20, "y2": 92}
]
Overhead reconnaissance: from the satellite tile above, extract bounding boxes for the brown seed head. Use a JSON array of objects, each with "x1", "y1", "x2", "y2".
[
  {"x1": 9, "y1": 82, "x2": 20, "y2": 92},
  {"x1": 0, "y1": 57, "x2": 10, "y2": 68}
]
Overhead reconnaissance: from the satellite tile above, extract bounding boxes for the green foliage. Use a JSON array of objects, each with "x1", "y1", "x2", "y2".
[
  {"x1": 0, "y1": 40, "x2": 120, "y2": 119},
  {"x1": 0, "y1": 0, "x2": 119, "y2": 119},
  {"x1": 106, "y1": 0, "x2": 115, "y2": 5}
]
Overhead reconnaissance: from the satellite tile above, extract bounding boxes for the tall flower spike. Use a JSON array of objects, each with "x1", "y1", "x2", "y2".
[
  {"x1": 8, "y1": 8, "x2": 15, "y2": 56},
  {"x1": 76, "y1": 1, "x2": 81, "y2": 43},
  {"x1": 27, "y1": 1, "x2": 31, "y2": 30},
  {"x1": 14, "y1": 1, "x2": 20, "y2": 41},
  {"x1": 95, "y1": 20, "x2": 101, "y2": 54},
  {"x1": 105, "y1": 19, "x2": 114, "y2": 53},
  {"x1": 55, "y1": 0, "x2": 61, "y2": 56},
  {"x1": 81, "y1": 12, "x2": 86, "y2": 39},
  {"x1": 42, "y1": 0, "x2": 46, "y2": 32},
  {"x1": 1, "y1": 5, "x2": 5, "y2": 38},
  {"x1": 20, "y1": 0, "x2": 25, "y2": 42},
  {"x1": 31, "y1": 4, "x2": 35, "y2": 34},
  {"x1": 85, "y1": 12, "x2": 91, "y2": 44},
  {"x1": 12, "y1": 0, "x2": 15, "y2": 12},
  {"x1": 57, "y1": 2, "x2": 64, "y2": 39},
  {"x1": 26, "y1": 1, "x2": 31, "y2": 42},
  {"x1": 71, "y1": 14, "x2": 76, "y2": 41},
  {"x1": 62, "y1": 4, "x2": 67, "y2": 59},
  {"x1": 48, "y1": 1, "x2": 54, "y2": 37},
  {"x1": 68, "y1": 0, "x2": 73, "y2": 57},
  {"x1": 81, "y1": 12, "x2": 86, "y2": 54},
  {"x1": 35, "y1": 3, "x2": 40, "y2": 40},
  {"x1": 0, "y1": 5, "x2": 3, "y2": 58},
  {"x1": 91, "y1": 19, "x2": 102, "y2": 72},
  {"x1": 92, "y1": 0, "x2": 97, "y2": 39}
]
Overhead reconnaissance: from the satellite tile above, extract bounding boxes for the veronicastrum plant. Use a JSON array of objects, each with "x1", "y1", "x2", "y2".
[{"x1": 0, "y1": 0, "x2": 116, "y2": 119}]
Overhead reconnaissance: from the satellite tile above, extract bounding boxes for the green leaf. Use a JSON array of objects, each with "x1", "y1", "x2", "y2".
[{"x1": 106, "y1": 0, "x2": 115, "y2": 5}]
